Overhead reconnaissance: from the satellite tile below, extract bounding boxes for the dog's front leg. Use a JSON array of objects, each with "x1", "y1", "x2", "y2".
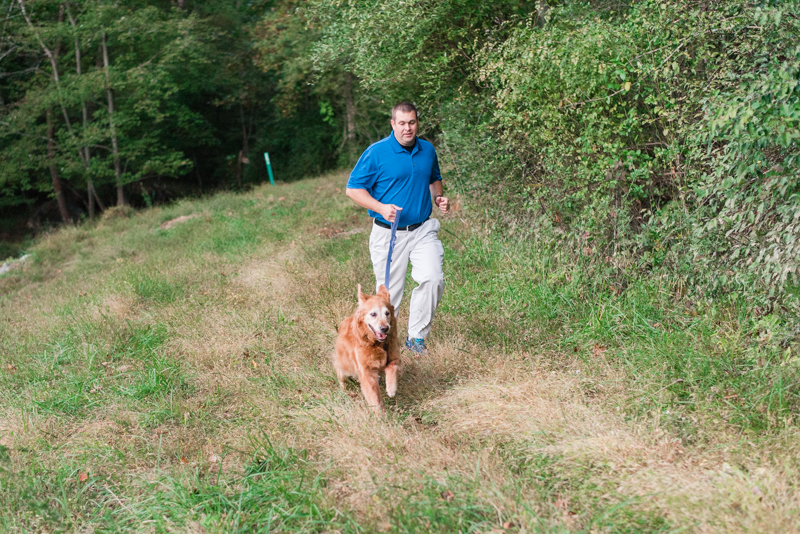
[
  {"x1": 358, "y1": 369, "x2": 383, "y2": 412},
  {"x1": 333, "y1": 360, "x2": 346, "y2": 391},
  {"x1": 385, "y1": 360, "x2": 399, "y2": 398}
]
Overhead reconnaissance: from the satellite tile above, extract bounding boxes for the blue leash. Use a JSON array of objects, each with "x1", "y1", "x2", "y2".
[{"x1": 384, "y1": 213, "x2": 400, "y2": 288}]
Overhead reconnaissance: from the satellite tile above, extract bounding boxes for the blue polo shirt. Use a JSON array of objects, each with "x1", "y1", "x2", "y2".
[{"x1": 347, "y1": 133, "x2": 442, "y2": 226}]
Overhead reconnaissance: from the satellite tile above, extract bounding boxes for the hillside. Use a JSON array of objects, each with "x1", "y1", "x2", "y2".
[{"x1": 1, "y1": 172, "x2": 799, "y2": 532}]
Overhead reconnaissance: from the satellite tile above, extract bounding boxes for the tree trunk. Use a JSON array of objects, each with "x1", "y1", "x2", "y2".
[
  {"x1": 344, "y1": 72, "x2": 357, "y2": 160},
  {"x1": 47, "y1": 108, "x2": 71, "y2": 224},
  {"x1": 68, "y1": 3, "x2": 97, "y2": 217},
  {"x1": 236, "y1": 149, "x2": 243, "y2": 189},
  {"x1": 84, "y1": 135, "x2": 95, "y2": 216},
  {"x1": 21, "y1": 0, "x2": 99, "y2": 219},
  {"x1": 101, "y1": 31, "x2": 124, "y2": 206},
  {"x1": 194, "y1": 156, "x2": 202, "y2": 189},
  {"x1": 19, "y1": 0, "x2": 70, "y2": 224},
  {"x1": 536, "y1": 0, "x2": 550, "y2": 27},
  {"x1": 18, "y1": 1, "x2": 75, "y2": 130},
  {"x1": 237, "y1": 103, "x2": 249, "y2": 189}
]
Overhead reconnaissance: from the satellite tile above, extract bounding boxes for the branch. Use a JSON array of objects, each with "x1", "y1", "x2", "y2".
[
  {"x1": 659, "y1": 39, "x2": 688, "y2": 68},
  {"x1": 17, "y1": 0, "x2": 77, "y2": 133},
  {"x1": 16, "y1": 0, "x2": 59, "y2": 83},
  {"x1": 16, "y1": 0, "x2": 91, "y2": 177},
  {"x1": 0, "y1": 120, "x2": 57, "y2": 143},
  {"x1": 564, "y1": 87, "x2": 626, "y2": 108},
  {"x1": 0, "y1": 44, "x2": 16, "y2": 62},
  {"x1": 632, "y1": 36, "x2": 690, "y2": 62},
  {"x1": 0, "y1": 0, "x2": 16, "y2": 48},
  {"x1": 0, "y1": 62, "x2": 39, "y2": 78}
]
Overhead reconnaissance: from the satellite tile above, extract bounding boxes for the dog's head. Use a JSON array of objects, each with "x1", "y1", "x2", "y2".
[{"x1": 356, "y1": 284, "x2": 395, "y2": 343}]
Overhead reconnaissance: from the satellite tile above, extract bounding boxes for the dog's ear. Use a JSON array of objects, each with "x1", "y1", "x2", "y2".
[
  {"x1": 357, "y1": 284, "x2": 367, "y2": 305},
  {"x1": 377, "y1": 284, "x2": 390, "y2": 300}
]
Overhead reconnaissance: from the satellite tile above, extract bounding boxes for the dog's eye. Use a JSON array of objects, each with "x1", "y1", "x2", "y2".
[
  {"x1": 385, "y1": 311, "x2": 389, "y2": 316},
  {"x1": 370, "y1": 312, "x2": 377, "y2": 317}
]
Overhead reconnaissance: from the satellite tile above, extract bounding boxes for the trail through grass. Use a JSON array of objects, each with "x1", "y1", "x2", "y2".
[{"x1": 1, "y1": 172, "x2": 799, "y2": 532}]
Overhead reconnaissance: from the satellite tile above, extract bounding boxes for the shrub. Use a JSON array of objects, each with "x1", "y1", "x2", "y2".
[{"x1": 437, "y1": 0, "x2": 799, "y2": 302}]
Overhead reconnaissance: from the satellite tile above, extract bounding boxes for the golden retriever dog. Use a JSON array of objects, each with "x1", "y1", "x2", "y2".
[{"x1": 332, "y1": 284, "x2": 400, "y2": 411}]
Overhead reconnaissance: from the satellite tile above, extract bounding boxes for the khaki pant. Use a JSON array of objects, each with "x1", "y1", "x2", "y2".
[{"x1": 369, "y1": 218, "x2": 445, "y2": 340}]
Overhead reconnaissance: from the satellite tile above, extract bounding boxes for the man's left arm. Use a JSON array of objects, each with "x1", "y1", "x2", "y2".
[
  {"x1": 430, "y1": 151, "x2": 449, "y2": 214},
  {"x1": 430, "y1": 180, "x2": 449, "y2": 214}
]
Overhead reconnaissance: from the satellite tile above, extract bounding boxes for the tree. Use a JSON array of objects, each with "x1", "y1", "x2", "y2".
[
  {"x1": 0, "y1": 0, "x2": 221, "y2": 217},
  {"x1": 6, "y1": 0, "x2": 72, "y2": 223}
]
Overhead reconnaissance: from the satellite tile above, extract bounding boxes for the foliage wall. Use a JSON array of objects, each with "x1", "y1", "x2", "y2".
[{"x1": 451, "y1": 0, "x2": 800, "y2": 300}]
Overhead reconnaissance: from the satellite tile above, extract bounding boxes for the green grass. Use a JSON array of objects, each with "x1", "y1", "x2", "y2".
[
  {"x1": 124, "y1": 436, "x2": 360, "y2": 533},
  {"x1": 0, "y1": 172, "x2": 798, "y2": 532},
  {"x1": 127, "y1": 271, "x2": 185, "y2": 304}
]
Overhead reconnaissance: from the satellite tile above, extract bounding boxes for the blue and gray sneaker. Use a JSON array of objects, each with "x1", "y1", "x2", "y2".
[{"x1": 404, "y1": 337, "x2": 428, "y2": 355}]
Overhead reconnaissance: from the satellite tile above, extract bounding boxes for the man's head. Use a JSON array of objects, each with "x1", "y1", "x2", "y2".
[{"x1": 390, "y1": 102, "x2": 418, "y2": 147}]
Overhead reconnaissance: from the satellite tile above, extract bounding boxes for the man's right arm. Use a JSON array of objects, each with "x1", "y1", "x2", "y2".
[{"x1": 346, "y1": 188, "x2": 402, "y2": 223}]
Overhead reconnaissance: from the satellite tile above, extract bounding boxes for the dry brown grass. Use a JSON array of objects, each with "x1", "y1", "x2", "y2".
[
  {"x1": 237, "y1": 258, "x2": 293, "y2": 295},
  {"x1": 95, "y1": 294, "x2": 137, "y2": 321},
  {"x1": 296, "y1": 400, "x2": 506, "y2": 516},
  {"x1": 427, "y1": 376, "x2": 800, "y2": 533}
]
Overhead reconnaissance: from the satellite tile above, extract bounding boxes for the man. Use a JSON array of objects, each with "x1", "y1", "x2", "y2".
[{"x1": 346, "y1": 102, "x2": 450, "y2": 354}]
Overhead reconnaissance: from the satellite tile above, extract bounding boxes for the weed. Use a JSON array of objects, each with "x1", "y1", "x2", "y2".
[{"x1": 128, "y1": 272, "x2": 184, "y2": 304}]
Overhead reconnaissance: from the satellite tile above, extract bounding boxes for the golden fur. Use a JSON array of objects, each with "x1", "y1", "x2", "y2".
[{"x1": 332, "y1": 284, "x2": 400, "y2": 411}]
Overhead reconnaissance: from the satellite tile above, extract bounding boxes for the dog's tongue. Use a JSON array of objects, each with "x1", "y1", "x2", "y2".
[{"x1": 370, "y1": 325, "x2": 387, "y2": 341}]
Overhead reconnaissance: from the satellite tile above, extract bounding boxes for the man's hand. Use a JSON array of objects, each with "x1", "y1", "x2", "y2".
[
  {"x1": 435, "y1": 195, "x2": 450, "y2": 215},
  {"x1": 346, "y1": 188, "x2": 403, "y2": 222},
  {"x1": 379, "y1": 204, "x2": 403, "y2": 223}
]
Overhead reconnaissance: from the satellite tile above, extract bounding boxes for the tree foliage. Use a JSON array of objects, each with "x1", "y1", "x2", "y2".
[{"x1": 1, "y1": 0, "x2": 218, "y2": 212}]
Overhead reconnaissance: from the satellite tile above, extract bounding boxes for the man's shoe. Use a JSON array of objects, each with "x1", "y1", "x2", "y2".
[{"x1": 404, "y1": 337, "x2": 428, "y2": 355}]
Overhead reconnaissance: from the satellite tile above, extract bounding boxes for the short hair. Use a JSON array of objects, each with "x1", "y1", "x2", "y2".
[{"x1": 391, "y1": 101, "x2": 418, "y2": 121}]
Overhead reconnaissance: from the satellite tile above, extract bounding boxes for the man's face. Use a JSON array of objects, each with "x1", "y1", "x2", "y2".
[{"x1": 391, "y1": 110, "x2": 418, "y2": 146}]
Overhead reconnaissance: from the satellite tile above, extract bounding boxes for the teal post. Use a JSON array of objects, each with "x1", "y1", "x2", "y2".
[{"x1": 264, "y1": 152, "x2": 275, "y2": 185}]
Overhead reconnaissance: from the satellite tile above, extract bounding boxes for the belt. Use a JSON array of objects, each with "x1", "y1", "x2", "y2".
[{"x1": 374, "y1": 218, "x2": 427, "y2": 232}]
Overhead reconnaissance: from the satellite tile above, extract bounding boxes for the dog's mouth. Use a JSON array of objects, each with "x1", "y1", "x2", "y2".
[{"x1": 369, "y1": 324, "x2": 387, "y2": 341}]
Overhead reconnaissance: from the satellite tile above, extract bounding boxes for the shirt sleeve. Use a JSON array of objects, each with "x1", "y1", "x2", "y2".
[
  {"x1": 430, "y1": 151, "x2": 442, "y2": 184},
  {"x1": 347, "y1": 147, "x2": 378, "y2": 190}
]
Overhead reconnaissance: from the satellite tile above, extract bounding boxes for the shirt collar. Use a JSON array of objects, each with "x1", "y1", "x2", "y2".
[{"x1": 388, "y1": 132, "x2": 419, "y2": 154}]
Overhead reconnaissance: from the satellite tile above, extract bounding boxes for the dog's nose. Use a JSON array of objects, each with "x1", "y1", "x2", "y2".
[{"x1": 380, "y1": 325, "x2": 389, "y2": 333}]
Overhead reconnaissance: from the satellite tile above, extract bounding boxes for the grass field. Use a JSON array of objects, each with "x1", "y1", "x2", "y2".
[{"x1": 1, "y1": 171, "x2": 799, "y2": 532}]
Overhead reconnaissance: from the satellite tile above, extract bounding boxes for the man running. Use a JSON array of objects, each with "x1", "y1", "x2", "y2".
[{"x1": 345, "y1": 102, "x2": 450, "y2": 354}]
